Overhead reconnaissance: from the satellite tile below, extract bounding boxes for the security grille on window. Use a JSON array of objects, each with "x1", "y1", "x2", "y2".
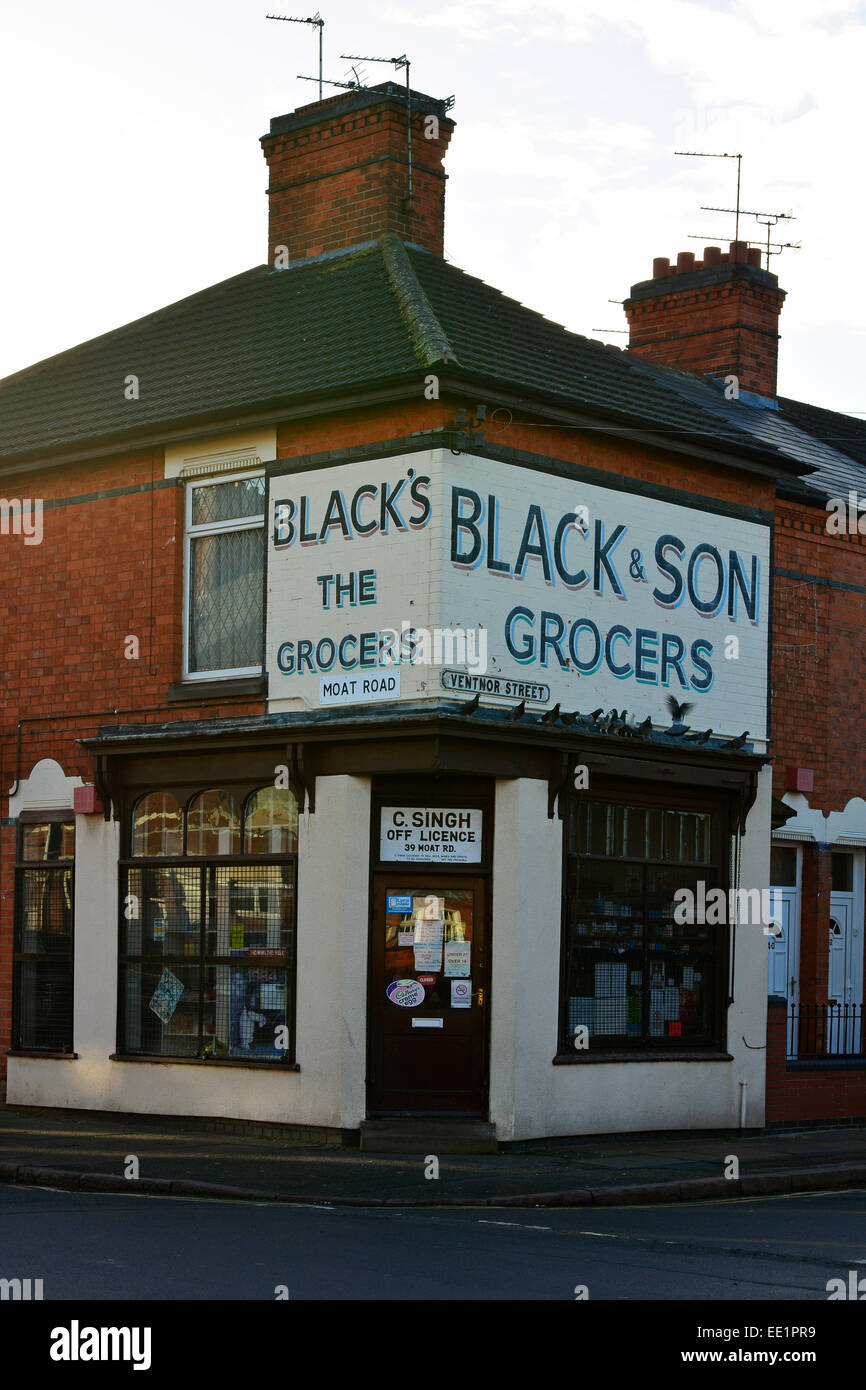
[
  {"x1": 184, "y1": 474, "x2": 265, "y2": 677},
  {"x1": 119, "y1": 786, "x2": 297, "y2": 1063},
  {"x1": 14, "y1": 817, "x2": 75, "y2": 1052},
  {"x1": 560, "y1": 793, "x2": 727, "y2": 1053}
]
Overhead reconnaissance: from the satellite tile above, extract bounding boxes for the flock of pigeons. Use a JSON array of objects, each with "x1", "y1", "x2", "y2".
[{"x1": 456, "y1": 692, "x2": 750, "y2": 751}]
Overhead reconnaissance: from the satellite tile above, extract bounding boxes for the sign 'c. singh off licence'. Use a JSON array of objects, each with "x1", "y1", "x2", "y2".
[{"x1": 380, "y1": 807, "x2": 483, "y2": 863}]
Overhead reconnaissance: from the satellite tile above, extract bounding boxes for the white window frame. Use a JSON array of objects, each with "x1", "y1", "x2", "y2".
[{"x1": 182, "y1": 468, "x2": 265, "y2": 681}]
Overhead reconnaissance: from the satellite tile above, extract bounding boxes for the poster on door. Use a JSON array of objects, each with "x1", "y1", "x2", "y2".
[
  {"x1": 451, "y1": 979, "x2": 471, "y2": 1009},
  {"x1": 413, "y1": 895, "x2": 444, "y2": 971},
  {"x1": 444, "y1": 941, "x2": 471, "y2": 976}
]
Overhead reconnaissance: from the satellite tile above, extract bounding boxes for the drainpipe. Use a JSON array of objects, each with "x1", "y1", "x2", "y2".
[{"x1": 738, "y1": 1079, "x2": 748, "y2": 1130}]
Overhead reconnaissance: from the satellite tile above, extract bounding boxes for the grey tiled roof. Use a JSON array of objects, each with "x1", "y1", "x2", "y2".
[{"x1": 0, "y1": 233, "x2": 862, "y2": 498}]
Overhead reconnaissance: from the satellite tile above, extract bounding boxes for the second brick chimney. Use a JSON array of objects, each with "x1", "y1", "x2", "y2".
[
  {"x1": 624, "y1": 242, "x2": 786, "y2": 400},
  {"x1": 261, "y1": 82, "x2": 455, "y2": 267}
]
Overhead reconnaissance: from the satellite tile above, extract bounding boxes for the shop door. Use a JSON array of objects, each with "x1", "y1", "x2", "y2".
[{"x1": 368, "y1": 876, "x2": 488, "y2": 1115}]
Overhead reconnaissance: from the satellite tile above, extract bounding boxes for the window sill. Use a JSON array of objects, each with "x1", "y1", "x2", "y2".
[
  {"x1": 109, "y1": 1053, "x2": 299, "y2": 1071},
  {"x1": 166, "y1": 675, "x2": 267, "y2": 704},
  {"x1": 7, "y1": 1050, "x2": 78, "y2": 1060},
  {"x1": 787, "y1": 1057, "x2": 866, "y2": 1072},
  {"x1": 553, "y1": 1049, "x2": 733, "y2": 1064}
]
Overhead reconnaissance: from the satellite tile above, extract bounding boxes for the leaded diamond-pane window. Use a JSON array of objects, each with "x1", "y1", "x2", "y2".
[
  {"x1": 191, "y1": 477, "x2": 266, "y2": 526},
  {"x1": 185, "y1": 472, "x2": 264, "y2": 677}
]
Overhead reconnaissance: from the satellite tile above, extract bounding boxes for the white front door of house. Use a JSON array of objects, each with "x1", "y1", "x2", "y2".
[
  {"x1": 768, "y1": 890, "x2": 797, "y2": 999},
  {"x1": 828, "y1": 893, "x2": 858, "y2": 1053},
  {"x1": 768, "y1": 887, "x2": 798, "y2": 1055}
]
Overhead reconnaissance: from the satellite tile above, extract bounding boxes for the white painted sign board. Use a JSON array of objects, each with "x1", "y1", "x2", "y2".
[{"x1": 267, "y1": 449, "x2": 769, "y2": 742}]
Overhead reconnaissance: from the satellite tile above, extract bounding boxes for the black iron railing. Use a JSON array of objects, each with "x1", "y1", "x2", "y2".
[{"x1": 787, "y1": 1002, "x2": 866, "y2": 1061}]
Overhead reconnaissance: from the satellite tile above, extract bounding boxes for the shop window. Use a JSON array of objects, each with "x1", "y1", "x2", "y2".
[
  {"x1": 120, "y1": 786, "x2": 297, "y2": 1063},
  {"x1": 561, "y1": 794, "x2": 725, "y2": 1053},
  {"x1": 132, "y1": 793, "x2": 183, "y2": 857},
  {"x1": 187, "y1": 790, "x2": 241, "y2": 856},
  {"x1": 184, "y1": 473, "x2": 265, "y2": 678},
  {"x1": 244, "y1": 786, "x2": 298, "y2": 855},
  {"x1": 14, "y1": 817, "x2": 75, "y2": 1052}
]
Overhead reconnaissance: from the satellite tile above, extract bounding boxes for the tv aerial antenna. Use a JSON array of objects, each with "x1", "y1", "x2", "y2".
[
  {"x1": 687, "y1": 233, "x2": 801, "y2": 270},
  {"x1": 341, "y1": 52, "x2": 416, "y2": 206},
  {"x1": 698, "y1": 207, "x2": 797, "y2": 270},
  {"x1": 675, "y1": 151, "x2": 743, "y2": 239},
  {"x1": 266, "y1": 13, "x2": 325, "y2": 99}
]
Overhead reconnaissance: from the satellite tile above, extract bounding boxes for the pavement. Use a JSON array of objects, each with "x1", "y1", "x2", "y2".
[{"x1": 1, "y1": 1105, "x2": 865, "y2": 1208}]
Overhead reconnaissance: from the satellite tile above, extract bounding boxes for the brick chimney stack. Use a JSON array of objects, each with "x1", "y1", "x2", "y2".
[
  {"x1": 261, "y1": 83, "x2": 455, "y2": 267},
  {"x1": 623, "y1": 242, "x2": 786, "y2": 400}
]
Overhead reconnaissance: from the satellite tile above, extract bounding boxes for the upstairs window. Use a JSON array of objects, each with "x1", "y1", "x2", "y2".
[{"x1": 184, "y1": 473, "x2": 265, "y2": 678}]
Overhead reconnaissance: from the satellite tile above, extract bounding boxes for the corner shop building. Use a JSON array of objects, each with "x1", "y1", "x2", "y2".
[{"x1": 0, "y1": 83, "x2": 813, "y2": 1142}]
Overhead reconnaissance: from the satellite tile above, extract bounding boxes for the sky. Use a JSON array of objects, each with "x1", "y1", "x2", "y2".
[{"x1": 1, "y1": 0, "x2": 864, "y2": 414}]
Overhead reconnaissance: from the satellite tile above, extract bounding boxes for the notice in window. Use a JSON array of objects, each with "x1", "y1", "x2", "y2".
[
  {"x1": 444, "y1": 941, "x2": 471, "y2": 976},
  {"x1": 149, "y1": 969, "x2": 185, "y2": 1025},
  {"x1": 414, "y1": 916, "x2": 444, "y2": 972}
]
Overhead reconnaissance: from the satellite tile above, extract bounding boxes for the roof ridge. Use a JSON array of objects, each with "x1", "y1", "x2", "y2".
[{"x1": 378, "y1": 234, "x2": 459, "y2": 369}]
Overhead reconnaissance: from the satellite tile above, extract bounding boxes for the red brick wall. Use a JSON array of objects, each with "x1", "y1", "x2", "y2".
[
  {"x1": 0, "y1": 448, "x2": 264, "y2": 779},
  {"x1": 0, "y1": 448, "x2": 266, "y2": 1093},
  {"x1": 765, "y1": 997, "x2": 866, "y2": 1125},
  {"x1": 624, "y1": 249, "x2": 785, "y2": 399},
  {"x1": 769, "y1": 498, "x2": 866, "y2": 1115},
  {"x1": 772, "y1": 497, "x2": 866, "y2": 809},
  {"x1": 262, "y1": 95, "x2": 454, "y2": 265},
  {"x1": 277, "y1": 400, "x2": 777, "y2": 515},
  {"x1": 797, "y1": 845, "x2": 831, "y2": 1007}
]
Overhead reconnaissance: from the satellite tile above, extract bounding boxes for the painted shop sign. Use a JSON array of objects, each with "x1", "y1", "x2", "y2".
[
  {"x1": 380, "y1": 807, "x2": 484, "y2": 864},
  {"x1": 267, "y1": 449, "x2": 770, "y2": 740}
]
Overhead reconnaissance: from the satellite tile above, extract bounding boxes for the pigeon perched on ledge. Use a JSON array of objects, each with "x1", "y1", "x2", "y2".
[
  {"x1": 720, "y1": 731, "x2": 749, "y2": 750},
  {"x1": 687, "y1": 728, "x2": 713, "y2": 745},
  {"x1": 540, "y1": 703, "x2": 561, "y2": 725},
  {"x1": 509, "y1": 699, "x2": 526, "y2": 722},
  {"x1": 457, "y1": 692, "x2": 480, "y2": 715}
]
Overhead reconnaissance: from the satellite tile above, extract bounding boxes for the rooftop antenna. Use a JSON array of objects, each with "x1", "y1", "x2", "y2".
[
  {"x1": 687, "y1": 232, "x2": 801, "y2": 271},
  {"x1": 700, "y1": 207, "x2": 797, "y2": 270},
  {"x1": 266, "y1": 12, "x2": 324, "y2": 99},
  {"x1": 342, "y1": 52, "x2": 414, "y2": 207},
  {"x1": 675, "y1": 151, "x2": 743, "y2": 240},
  {"x1": 762, "y1": 237, "x2": 801, "y2": 264}
]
